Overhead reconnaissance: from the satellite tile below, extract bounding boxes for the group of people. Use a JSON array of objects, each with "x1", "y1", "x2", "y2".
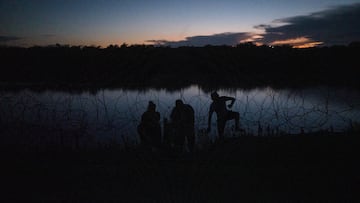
[{"x1": 137, "y1": 92, "x2": 241, "y2": 153}]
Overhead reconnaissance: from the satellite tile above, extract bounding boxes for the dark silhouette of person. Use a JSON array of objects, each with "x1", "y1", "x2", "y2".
[
  {"x1": 207, "y1": 92, "x2": 240, "y2": 140},
  {"x1": 170, "y1": 99, "x2": 195, "y2": 153},
  {"x1": 137, "y1": 101, "x2": 161, "y2": 150}
]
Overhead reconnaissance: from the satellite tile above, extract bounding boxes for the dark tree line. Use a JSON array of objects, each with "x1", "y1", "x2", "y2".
[{"x1": 0, "y1": 42, "x2": 359, "y2": 90}]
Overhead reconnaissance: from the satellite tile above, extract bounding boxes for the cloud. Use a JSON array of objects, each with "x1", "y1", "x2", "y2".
[
  {"x1": 146, "y1": 3, "x2": 360, "y2": 48},
  {"x1": 258, "y1": 3, "x2": 360, "y2": 47},
  {"x1": 147, "y1": 32, "x2": 255, "y2": 47},
  {"x1": 0, "y1": 36, "x2": 22, "y2": 42}
]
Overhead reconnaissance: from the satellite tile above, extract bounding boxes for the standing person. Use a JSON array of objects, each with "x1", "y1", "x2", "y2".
[
  {"x1": 170, "y1": 99, "x2": 195, "y2": 153},
  {"x1": 137, "y1": 101, "x2": 161, "y2": 150},
  {"x1": 207, "y1": 92, "x2": 240, "y2": 140}
]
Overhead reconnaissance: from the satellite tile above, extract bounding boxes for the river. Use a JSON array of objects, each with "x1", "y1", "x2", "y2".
[{"x1": 1, "y1": 85, "x2": 359, "y2": 149}]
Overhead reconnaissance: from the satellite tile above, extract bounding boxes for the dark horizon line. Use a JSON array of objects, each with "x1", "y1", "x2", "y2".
[{"x1": 1, "y1": 41, "x2": 360, "y2": 49}]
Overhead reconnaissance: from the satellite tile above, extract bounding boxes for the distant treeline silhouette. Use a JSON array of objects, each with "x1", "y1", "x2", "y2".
[{"x1": 1, "y1": 42, "x2": 359, "y2": 90}]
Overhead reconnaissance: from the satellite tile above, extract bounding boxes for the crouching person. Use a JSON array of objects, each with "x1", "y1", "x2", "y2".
[{"x1": 137, "y1": 101, "x2": 161, "y2": 151}]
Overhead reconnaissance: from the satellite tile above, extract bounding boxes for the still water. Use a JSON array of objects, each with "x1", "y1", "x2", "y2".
[{"x1": 1, "y1": 86, "x2": 359, "y2": 148}]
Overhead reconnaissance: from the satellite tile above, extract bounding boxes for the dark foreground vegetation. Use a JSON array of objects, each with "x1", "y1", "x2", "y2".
[
  {"x1": 2, "y1": 132, "x2": 360, "y2": 202},
  {"x1": 1, "y1": 42, "x2": 360, "y2": 91}
]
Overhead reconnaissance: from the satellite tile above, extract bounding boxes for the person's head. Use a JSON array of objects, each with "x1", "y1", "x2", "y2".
[
  {"x1": 211, "y1": 92, "x2": 219, "y2": 100},
  {"x1": 175, "y1": 99, "x2": 184, "y2": 107},
  {"x1": 147, "y1": 101, "x2": 156, "y2": 111}
]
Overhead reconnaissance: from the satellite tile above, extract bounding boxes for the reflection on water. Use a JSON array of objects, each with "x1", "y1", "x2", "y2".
[{"x1": 1, "y1": 86, "x2": 359, "y2": 148}]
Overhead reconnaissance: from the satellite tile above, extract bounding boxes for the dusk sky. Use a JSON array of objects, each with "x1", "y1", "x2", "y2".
[{"x1": 1, "y1": 0, "x2": 359, "y2": 47}]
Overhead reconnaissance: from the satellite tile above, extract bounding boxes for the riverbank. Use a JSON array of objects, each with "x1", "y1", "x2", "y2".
[
  {"x1": 1, "y1": 45, "x2": 360, "y2": 91},
  {"x1": 3, "y1": 132, "x2": 359, "y2": 202}
]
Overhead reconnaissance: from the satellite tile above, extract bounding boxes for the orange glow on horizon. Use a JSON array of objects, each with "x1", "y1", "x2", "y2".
[
  {"x1": 239, "y1": 34, "x2": 263, "y2": 44},
  {"x1": 270, "y1": 37, "x2": 323, "y2": 48},
  {"x1": 293, "y1": 42, "x2": 323, "y2": 48}
]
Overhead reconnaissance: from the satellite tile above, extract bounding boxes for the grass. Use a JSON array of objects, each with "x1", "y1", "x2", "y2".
[{"x1": 2, "y1": 132, "x2": 359, "y2": 202}]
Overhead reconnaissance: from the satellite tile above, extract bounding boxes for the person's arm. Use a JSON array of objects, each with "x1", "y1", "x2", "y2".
[
  {"x1": 207, "y1": 104, "x2": 214, "y2": 132},
  {"x1": 155, "y1": 112, "x2": 160, "y2": 122},
  {"x1": 188, "y1": 105, "x2": 195, "y2": 124},
  {"x1": 224, "y1": 96, "x2": 235, "y2": 108},
  {"x1": 170, "y1": 108, "x2": 174, "y2": 122}
]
